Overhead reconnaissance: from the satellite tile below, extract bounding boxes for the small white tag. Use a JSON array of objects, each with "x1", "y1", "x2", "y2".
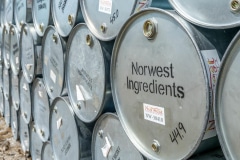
[
  {"x1": 99, "y1": 0, "x2": 112, "y2": 14},
  {"x1": 38, "y1": 91, "x2": 43, "y2": 98},
  {"x1": 50, "y1": 70, "x2": 56, "y2": 83},
  {"x1": 7, "y1": 53, "x2": 9, "y2": 60},
  {"x1": 76, "y1": 85, "x2": 84, "y2": 101},
  {"x1": 25, "y1": 64, "x2": 33, "y2": 71},
  {"x1": 16, "y1": 57, "x2": 19, "y2": 64},
  {"x1": 23, "y1": 83, "x2": 28, "y2": 91},
  {"x1": 143, "y1": 103, "x2": 165, "y2": 125},
  {"x1": 57, "y1": 117, "x2": 62, "y2": 130},
  {"x1": 101, "y1": 137, "x2": 112, "y2": 158},
  {"x1": 13, "y1": 122, "x2": 16, "y2": 129}
]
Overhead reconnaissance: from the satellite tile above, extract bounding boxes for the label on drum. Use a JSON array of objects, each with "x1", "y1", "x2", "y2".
[
  {"x1": 16, "y1": 57, "x2": 19, "y2": 64},
  {"x1": 38, "y1": 91, "x2": 43, "y2": 98},
  {"x1": 201, "y1": 50, "x2": 220, "y2": 140},
  {"x1": 101, "y1": 136, "x2": 112, "y2": 158},
  {"x1": 99, "y1": 0, "x2": 112, "y2": 14},
  {"x1": 76, "y1": 85, "x2": 84, "y2": 101},
  {"x1": 50, "y1": 70, "x2": 56, "y2": 83},
  {"x1": 7, "y1": 53, "x2": 9, "y2": 60},
  {"x1": 143, "y1": 103, "x2": 165, "y2": 125},
  {"x1": 134, "y1": 0, "x2": 152, "y2": 13}
]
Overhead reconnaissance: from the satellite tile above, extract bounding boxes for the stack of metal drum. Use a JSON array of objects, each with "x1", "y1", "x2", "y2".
[{"x1": 0, "y1": 0, "x2": 239, "y2": 159}]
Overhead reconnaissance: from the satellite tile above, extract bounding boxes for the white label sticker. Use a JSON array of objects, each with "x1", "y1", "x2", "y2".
[
  {"x1": 50, "y1": 70, "x2": 56, "y2": 83},
  {"x1": 57, "y1": 117, "x2": 62, "y2": 130},
  {"x1": 101, "y1": 137, "x2": 112, "y2": 158},
  {"x1": 13, "y1": 122, "x2": 16, "y2": 129},
  {"x1": 99, "y1": 0, "x2": 112, "y2": 14},
  {"x1": 6, "y1": 53, "x2": 9, "y2": 60},
  {"x1": 201, "y1": 50, "x2": 220, "y2": 140},
  {"x1": 76, "y1": 85, "x2": 84, "y2": 101},
  {"x1": 16, "y1": 57, "x2": 19, "y2": 64},
  {"x1": 143, "y1": 103, "x2": 165, "y2": 125},
  {"x1": 38, "y1": 91, "x2": 43, "y2": 98},
  {"x1": 134, "y1": 0, "x2": 152, "y2": 13}
]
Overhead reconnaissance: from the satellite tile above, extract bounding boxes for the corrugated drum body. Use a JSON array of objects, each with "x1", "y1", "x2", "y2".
[
  {"x1": 111, "y1": 9, "x2": 215, "y2": 159},
  {"x1": 3, "y1": 26, "x2": 10, "y2": 69},
  {"x1": 215, "y1": 31, "x2": 240, "y2": 159},
  {"x1": 2, "y1": 0, "x2": 13, "y2": 28},
  {"x1": 14, "y1": 0, "x2": 27, "y2": 31},
  {"x1": 32, "y1": 78, "x2": 50, "y2": 142},
  {"x1": 11, "y1": 106, "x2": 19, "y2": 140},
  {"x1": 92, "y1": 113, "x2": 144, "y2": 160},
  {"x1": 67, "y1": 24, "x2": 106, "y2": 123},
  {"x1": 32, "y1": 0, "x2": 51, "y2": 36},
  {"x1": 169, "y1": 0, "x2": 240, "y2": 29},
  {"x1": 42, "y1": 26, "x2": 65, "y2": 99}
]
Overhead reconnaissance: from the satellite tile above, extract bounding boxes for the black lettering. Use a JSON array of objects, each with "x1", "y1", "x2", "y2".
[
  {"x1": 132, "y1": 62, "x2": 138, "y2": 75},
  {"x1": 170, "y1": 63, "x2": 174, "y2": 78},
  {"x1": 173, "y1": 82, "x2": 177, "y2": 97},
  {"x1": 165, "y1": 85, "x2": 172, "y2": 97},
  {"x1": 163, "y1": 66, "x2": 169, "y2": 78},
  {"x1": 177, "y1": 86, "x2": 184, "y2": 98},
  {"x1": 138, "y1": 65, "x2": 143, "y2": 75},
  {"x1": 156, "y1": 66, "x2": 163, "y2": 77},
  {"x1": 134, "y1": 81, "x2": 139, "y2": 94},
  {"x1": 149, "y1": 80, "x2": 154, "y2": 93},
  {"x1": 143, "y1": 82, "x2": 148, "y2": 92},
  {"x1": 158, "y1": 84, "x2": 164, "y2": 95}
]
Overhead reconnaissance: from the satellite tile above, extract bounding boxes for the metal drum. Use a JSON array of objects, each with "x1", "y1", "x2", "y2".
[
  {"x1": 80, "y1": 0, "x2": 172, "y2": 41},
  {"x1": 20, "y1": 22, "x2": 42, "y2": 83},
  {"x1": 14, "y1": 0, "x2": 32, "y2": 31},
  {"x1": 19, "y1": 109, "x2": 30, "y2": 155},
  {"x1": 32, "y1": 78, "x2": 50, "y2": 142},
  {"x1": 111, "y1": 8, "x2": 220, "y2": 160},
  {"x1": 92, "y1": 113, "x2": 144, "y2": 160},
  {"x1": 169, "y1": 0, "x2": 240, "y2": 29},
  {"x1": 51, "y1": 0, "x2": 83, "y2": 37},
  {"x1": 9, "y1": 24, "x2": 20, "y2": 75},
  {"x1": 215, "y1": 30, "x2": 240, "y2": 160},
  {"x1": 0, "y1": 64, "x2": 3, "y2": 91},
  {"x1": 19, "y1": 72, "x2": 32, "y2": 124},
  {"x1": 42, "y1": 26, "x2": 66, "y2": 99},
  {"x1": 32, "y1": 0, "x2": 52, "y2": 36},
  {"x1": 66, "y1": 23, "x2": 114, "y2": 123},
  {"x1": 11, "y1": 104, "x2": 19, "y2": 140},
  {"x1": 3, "y1": 25, "x2": 10, "y2": 69},
  {"x1": 0, "y1": 26, "x2": 3, "y2": 63},
  {"x1": 2, "y1": 0, "x2": 14, "y2": 28},
  {"x1": 3, "y1": 66, "x2": 10, "y2": 101},
  {"x1": 4, "y1": 95, "x2": 10, "y2": 127},
  {"x1": 50, "y1": 97, "x2": 92, "y2": 160},
  {"x1": 41, "y1": 141, "x2": 54, "y2": 160},
  {"x1": 11, "y1": 71, "x2": 19, "y2": 110},
  {"x1": 30, "y1": 122, "x2": 43, "y2": 160}
]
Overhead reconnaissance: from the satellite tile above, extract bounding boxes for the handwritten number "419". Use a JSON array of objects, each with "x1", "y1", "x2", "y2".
[
  {"x1": 110, "y1": 9, "x2": 119, "y2": 24},
  {"x1": 169, "y1": 122, "x2": 186, "y2": 144}
]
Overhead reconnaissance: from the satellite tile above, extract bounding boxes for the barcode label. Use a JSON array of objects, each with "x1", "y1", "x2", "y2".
[{"x1": 143, "y1": 103, "x2": 165, "y2": 125}]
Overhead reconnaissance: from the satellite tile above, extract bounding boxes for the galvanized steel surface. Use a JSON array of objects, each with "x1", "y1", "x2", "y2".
[
  {"x1": 19, "y1": 109, "x2": 30, "y2": 154},
  {"x1": 32, "y1": 78, "x2": 50, "y2": 142},
  {"x1": 19, "y1": 72, "x2": 32, "y2": 124},
  {"x1": 52, "y1": 0, "x2": 83, "y2": 37},
  {"x1": 111, "y1": 8, "x2": 218, "y2": 160},
  {"x1": 215, "y1": 30, "x2": 240, "y2": 160},
  {"x1": 41, "y1": 141, "x2": 54, "y2": 160},
  {"x1": 11, "y1": 105, "x2": 19, "y2": 140},
  {"x1": 3, "y1": 25, "x2": 10, "y2": 69},
  {"x1": 169, "y1": 0, "x2": 240, "y2": 29},
  {"x1": 32, "y1": 0, "x2": 51, "y2": 36},
  {"x1": 42, "y1": 26, "x2": 66, "y2": 99},
  {"x1": 66, "y1": 23, "x2": 114, "y2": 123},
  {"x1": 3, "y1": 66, "x2": 10, "y2": 100},
  {"x1": 30, "y1": 122, "x2": 43, "y2": 160},
  {"x1": 2, "y1": 0, "x2": 14, "y2": 28},
  {"x1": 14, "y1": 0, "x2": 33, "y2": 32},
  {"x1": 50, "y1": 97, "x2": 92, "y2": 160},
  {"x1": 9, "y1": 24, "x2": 20, "y2": 75},
  {"x1": 92, "y1": 113, "x2": 144, "y2": 160},
  {"x1": 20, "y1": 23, "x2": 41, "y2": 83},
  {"x1": 11, "y1": 72, "x2": 20, "y2": 110},
  {"x1": 4, "y1": 96, "x2": 10, "y2": 127},
  {"x1": 0, "y1": 87, "x2": 4, "y2": 115}
]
